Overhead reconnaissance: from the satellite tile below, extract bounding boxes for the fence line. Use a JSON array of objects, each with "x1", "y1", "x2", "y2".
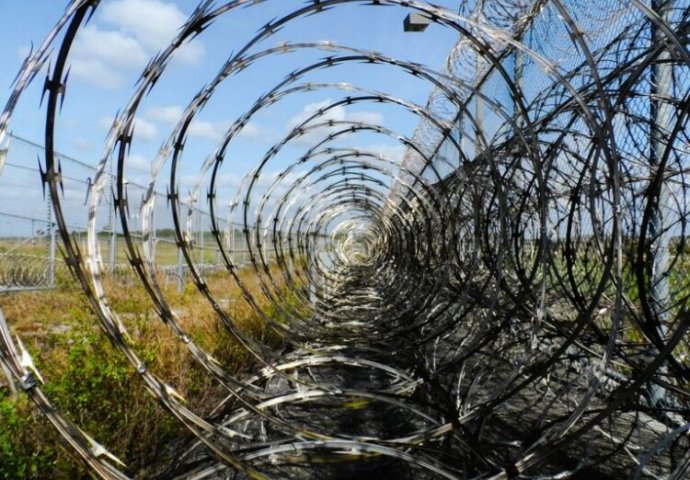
[{"x1": 0, "y1": 133, "x2": 273, "y2": 292}]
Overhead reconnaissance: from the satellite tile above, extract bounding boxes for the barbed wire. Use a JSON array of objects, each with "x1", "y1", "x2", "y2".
[{"x1": 1, "y1": 0, "x2": 690, "y2": 478}]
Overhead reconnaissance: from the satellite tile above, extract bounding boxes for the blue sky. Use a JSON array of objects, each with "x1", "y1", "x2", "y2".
[{"x1": 0, "y1": 0, "x2": 460, "y2": 231}]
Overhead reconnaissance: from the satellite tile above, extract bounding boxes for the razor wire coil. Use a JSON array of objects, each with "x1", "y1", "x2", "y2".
[{"x1": 1, "y1": 0, "x2": 690, "y2": 478}]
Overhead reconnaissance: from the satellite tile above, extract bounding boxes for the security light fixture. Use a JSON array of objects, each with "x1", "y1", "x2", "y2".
[{"x1": 403, "y1": 13, "x2": 432, "y2": 32}]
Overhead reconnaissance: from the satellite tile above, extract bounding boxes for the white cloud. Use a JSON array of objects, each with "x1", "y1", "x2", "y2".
[
  {"x1": 349, "y1": 111, "x2": 384, "y2": 125},
  {"x1": 179, "y1": 170, "x2": 299, "y2": 196},
  {"x1": 287, "y1": 100, "x2": 340, "y2": 130},
  {"x1": 288, "y1": 100, "x2": 384, "y2": 129},
  {"x1": 366, "y1": 144, "x2": 405, "y2": 164},
  {"x1": 145, "y1": 105, "x2": 184, "y2": 124},
  {"x1": 216, "y1": 172, "x2": 242, "y2": 189},
  {"x1": 188, "y1": 119, "x2": 227, "y2": 140},
  {"x1": 100, "y1": 0, "x2": 204, "y2": 64},
  {"x1": 258, "y1": 170, "x2": 303, "y2": 190},
  {"x1": 97, "y1": 116, "x2": 158, "y2": 143},
  {"x1": 144, "y1": 105, "x2": 266, "y2": 142},
  {"x1": 98, "y1": 116, "x2": 115, "y2": 130},
  {"x1": 71, "y1": 25, "x2": 148, "y2": 88},
  {"x1": 285, "y1": 100, "x2": 385, "y2": 146},
  {"x1": 240, "y1": 122, "x2": 267, "y2": 140},
  {"x1": 127, "y1": 154, "x2": 153, "y2": 173},
  {"x1": 187, "y1": 119, "x2": 265, "y2": 142},
  {"x1": 72, "y1": 56, "x2": 127, "y2": 89},
  {"x1": 148, "y1": 105, "x2": 224, "y2": 140},
  {"x1": 133, "y1": 118, "x2": 158, "y2": 142},
  {"x1": 76, "y1": 26, "x2": 149, "y2": 69},
  {"x1": 70, "y1": 0, "x2": 204, "y2": 89}
]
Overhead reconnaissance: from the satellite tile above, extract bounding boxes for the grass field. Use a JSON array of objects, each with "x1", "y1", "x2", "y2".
[
  {"x1": 0, "y1": 231, "x2": 277, "y2": 291},
  {"x1": 0, "y1": 263, "x2": 303, "y2": 479}
]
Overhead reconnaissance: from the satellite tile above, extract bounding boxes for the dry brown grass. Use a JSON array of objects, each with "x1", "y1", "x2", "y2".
[{"x1": 0, "y1": 264, "x2": 304, "y2": 479}]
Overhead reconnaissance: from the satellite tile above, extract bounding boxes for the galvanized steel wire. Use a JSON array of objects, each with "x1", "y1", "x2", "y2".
[{"x1": 1, "y1": 0, "x2": 690, "y2": 478}]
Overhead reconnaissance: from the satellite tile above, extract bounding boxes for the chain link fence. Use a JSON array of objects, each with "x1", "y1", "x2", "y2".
[{"x1": 0, "y1": 133, "x2": 259, "y2": 292}]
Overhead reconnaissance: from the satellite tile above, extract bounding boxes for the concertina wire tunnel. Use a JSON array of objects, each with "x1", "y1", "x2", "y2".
[{"x1": 1, "y1": 0, "x2": 690, "y2": 478}]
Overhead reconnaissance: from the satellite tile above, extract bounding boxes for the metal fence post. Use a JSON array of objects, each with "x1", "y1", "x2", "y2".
[
  {"x1": 176, "y1": 246, "x2": 184, "y2": 293},
  {"x1": 648, "y1": 0, "x2": 673, "y2": 407},
  {"x1": 199, "y1": 210, "x2": 205, "y2": 267},
  {"x1": 514, "y1": 43, "x2": 524, "y2": 130},
  {"x1": 108, "y1": 164, "x2": 117, "y2": 270},
  {"x1": 475, "y1": 54, "x2": 484, "y2": 156},
  {"x1": 230, "y1": 223, "x2": 235, "y2": 265},
  {"x1": 215, "y1": 221, "x2": 221, "y2": 266},
  {"x1": 263, "y1": 226, "x2": 268, "y2": 264},
  {"x1": 152, "y1": 222, "x2": 157, "y2": 264},
  {"x1": 47, "y1": 195, "x2": 56, "y2": 287}
]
